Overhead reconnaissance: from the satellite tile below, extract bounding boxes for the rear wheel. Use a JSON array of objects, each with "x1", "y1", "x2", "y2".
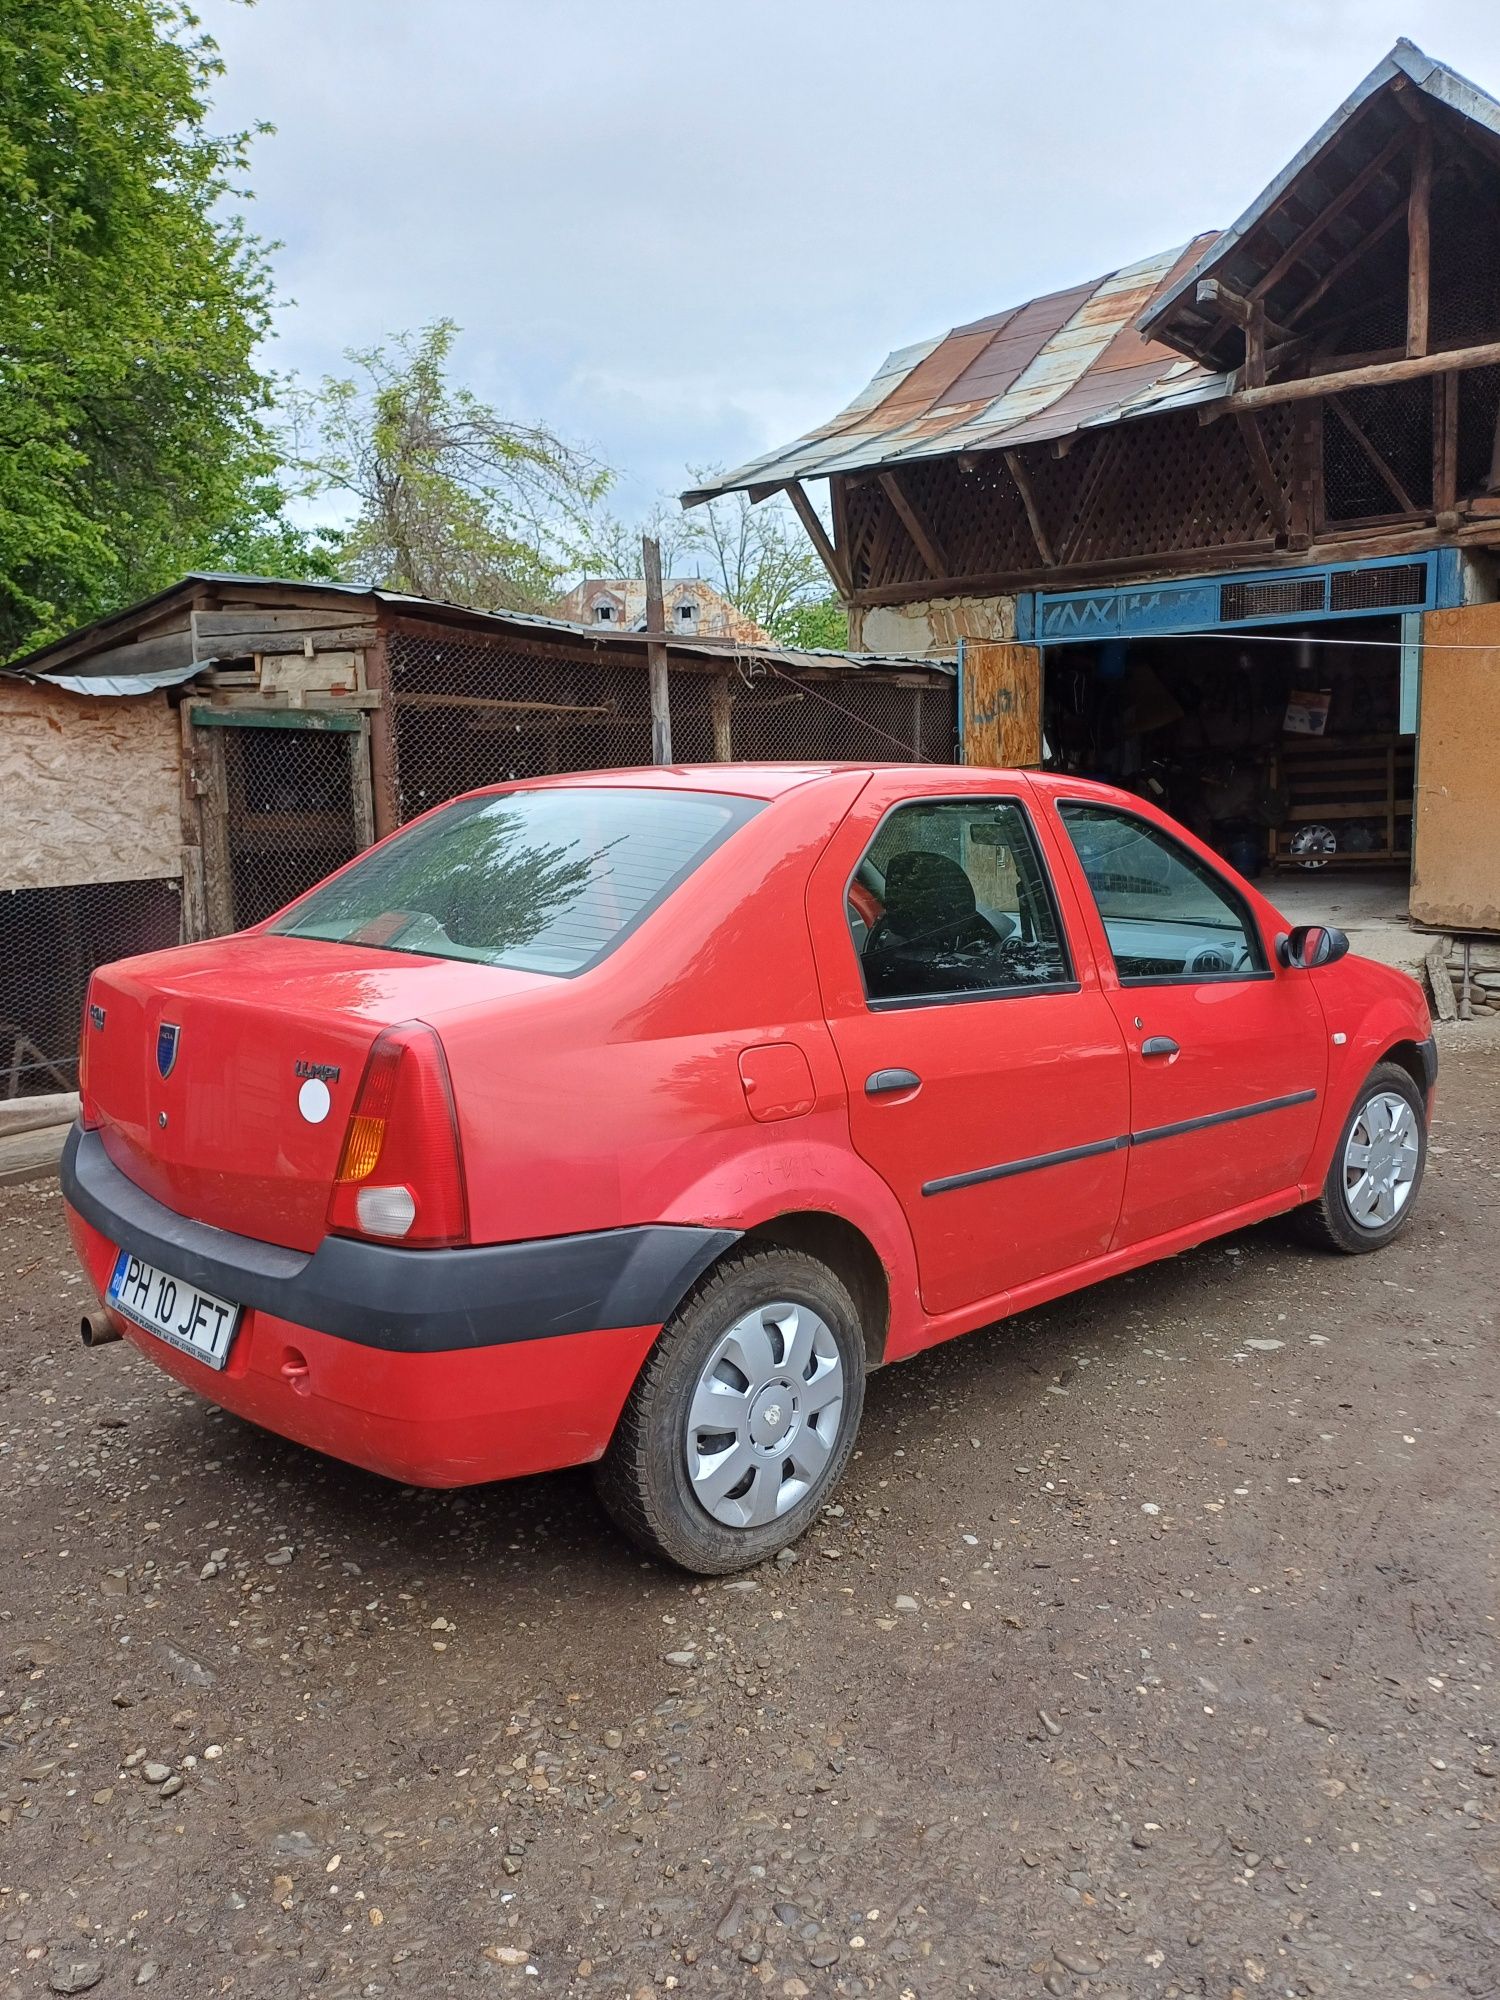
[
  {"x1": 1294, "y1": 1061, "x2": 1426, "y2": 1254},
  {"x1": 594, "y1": 1247, "x2": 867, "y2": 1574}
]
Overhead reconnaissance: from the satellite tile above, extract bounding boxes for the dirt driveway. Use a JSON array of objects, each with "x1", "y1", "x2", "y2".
[{"x1": 2, "y1": 1048, "x2": 1496, "y2": 2000}]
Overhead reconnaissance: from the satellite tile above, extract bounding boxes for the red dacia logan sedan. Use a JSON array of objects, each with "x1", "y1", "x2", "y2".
[{"x1": 63, "y1": 765, "x2": 1435, "y2": 1572}]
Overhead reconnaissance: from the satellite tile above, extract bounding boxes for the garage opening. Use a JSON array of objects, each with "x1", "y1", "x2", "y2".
[{"x1": 1040, "y1": 611, "x2": 1413, "y2": 909}]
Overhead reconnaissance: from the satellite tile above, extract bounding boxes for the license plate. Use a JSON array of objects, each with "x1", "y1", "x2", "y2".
[{"x1": 107, "y1": 1249, "x2": 241, "y2": 1370}]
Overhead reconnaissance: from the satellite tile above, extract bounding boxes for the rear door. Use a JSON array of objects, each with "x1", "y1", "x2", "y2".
[
  {"x1": 1047, "y1": 795, "x2": 1327, "y2": 1248},
  {"x1": 807, "y1": 774, "x2": 1130, "y2": 1320}
]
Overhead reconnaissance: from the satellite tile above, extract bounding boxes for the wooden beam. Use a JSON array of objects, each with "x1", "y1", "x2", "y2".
[
  {"x1": 1208, "y1": 339, "x2": 1500, "y2": 414},
  {"x1": 1407, "y1": 120, "x2": 1433, "y2": 359},
  {"x1": 1249, "y1": 132, "x2": 1408, "y2": 305},
  {"x1": 1056, "y1": 436, "x2": 1115, "y2": 566},
  {"x1": 784, "y1": 480, "x2": 851, "y2": 597},
  {"x1": 1326, "y1": 395, "x2": 1418, "y2": 516},
  {"x1": 1286, "y1": 199, "x2": 1407, "y2": 327},
  {"x1": 1003, "y1": 449, "x2": 1056, "y2": 565},
  {"x1": 47, "y1": 628, "x2": 195, "y2": 679},
  {"x1": 1235, "y1": 414, "x2": 1291, "y2": 536},
  {"x1": 642, "y1": 533, "x2": 671, "y2": 765},
  {"x1": 385, "y1": 690, "x2": 616, "y2": 719},
  {"x1": 877, "y1": 470, "x2": 948, "y2": 578}
]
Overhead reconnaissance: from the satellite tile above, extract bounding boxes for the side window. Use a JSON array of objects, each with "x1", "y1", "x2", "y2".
[
  {"x1": 847, "y1": 798, "x2": 1072, "y2": 1006},
  {"x1": 1057, "y1": 803, "x2": 1266, "y2": 984}
]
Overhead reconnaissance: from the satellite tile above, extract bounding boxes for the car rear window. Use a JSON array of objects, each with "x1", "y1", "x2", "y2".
[{"x1": 272, "y1": 787, "x2": 761, "y2": 975}]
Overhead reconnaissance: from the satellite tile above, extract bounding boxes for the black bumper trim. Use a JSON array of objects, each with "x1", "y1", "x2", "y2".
[
  {"x1": 62, "y1": 1124, "x2": 738, "y2": 1354},
  {"x1": 1414, "y1": 1035, "x2": 1439, "y2": 1094}
]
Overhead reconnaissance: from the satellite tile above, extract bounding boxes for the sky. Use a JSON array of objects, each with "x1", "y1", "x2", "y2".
[{"x1": 201, "y1": 0, "x2": 1500, "y2": 522}]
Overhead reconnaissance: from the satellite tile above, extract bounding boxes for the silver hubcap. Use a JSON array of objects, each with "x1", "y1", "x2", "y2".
[
  {"x1": 685, "y1": 1302, "x2": 844, "y2": 1529},
  {"x1": 1344, "y1": 1091, "x2": 1419, "y2": 1230}
]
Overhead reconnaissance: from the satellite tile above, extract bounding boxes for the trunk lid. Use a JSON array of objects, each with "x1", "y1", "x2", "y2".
[{"x1": 83, "y1": 933, "x2": 548, "y2": 1251}]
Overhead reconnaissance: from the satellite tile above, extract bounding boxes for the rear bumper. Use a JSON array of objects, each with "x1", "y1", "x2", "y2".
[{"x1": 61, "y1": 1124, "x2": 737, "y2": 1486}]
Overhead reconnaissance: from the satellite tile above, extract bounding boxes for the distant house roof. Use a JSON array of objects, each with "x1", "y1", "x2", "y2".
[
  {"x1": 552, "y1": 577, "x2": 775, "y2": 645},
  {"x1": 685, "y1": 40, "x2": 1500, "y2": 503}
]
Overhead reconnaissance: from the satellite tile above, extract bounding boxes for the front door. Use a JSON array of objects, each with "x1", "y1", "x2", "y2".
[
  {"x1": 1049, "y1": 797, "x2": 1327, "y2": 1248},
  {"x1": 808, "y1": 777, "x2": 1130, "y2": 1320}
]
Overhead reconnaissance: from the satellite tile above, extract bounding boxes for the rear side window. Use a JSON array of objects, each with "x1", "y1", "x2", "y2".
[
  {"x1": 848, "y1": 798, "x2": 1072, "y2": 1005},
  {"x1": 273, "y1": 787, "x2": 760, "y2": 975}
]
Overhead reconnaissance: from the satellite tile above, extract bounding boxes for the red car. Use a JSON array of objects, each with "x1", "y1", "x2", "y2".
[{"x1": 63, "y1": 764, "x2": 1434, "y2": 1573}]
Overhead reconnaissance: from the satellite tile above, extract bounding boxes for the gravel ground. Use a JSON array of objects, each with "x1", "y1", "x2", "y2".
[{"x1": 2, "y1": 1048, "x2": 1497, "y2": 2000}]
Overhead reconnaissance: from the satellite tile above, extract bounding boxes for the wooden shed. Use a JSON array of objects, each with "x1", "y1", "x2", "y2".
[{"x1": 2, "y1": 574, "x2": 955, "y2": 1096}]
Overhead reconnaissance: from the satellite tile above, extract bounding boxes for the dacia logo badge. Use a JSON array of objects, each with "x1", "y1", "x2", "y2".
[
  {"x1": 156, "y1": 1022, "x2": 181, "y2": 1079},
  {"x1": 294, "y1": 1058, "x2": 341, "y2": 1084}
]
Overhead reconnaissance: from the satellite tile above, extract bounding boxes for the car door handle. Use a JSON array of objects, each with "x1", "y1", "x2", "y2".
[
  {"x1": 866, "y1": 1067, "x2": 922, "y2": 1097},
  {"x1": 1140, "y1": 1035, "x2": 1179, "y2": 1058}
]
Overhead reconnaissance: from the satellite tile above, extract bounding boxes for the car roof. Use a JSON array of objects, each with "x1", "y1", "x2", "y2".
[{"x1": 501, "y1": 763, "x2": 1044, "y2": 803}]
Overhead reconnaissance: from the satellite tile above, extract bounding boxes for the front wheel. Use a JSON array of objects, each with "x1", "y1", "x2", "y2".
[
  {"x1": 1294, "y1": 1060, "x2": 1427, "y2": 1254},
  {"x1": 594, "y1": 1247, "x2": 867, "y2": 1574}
]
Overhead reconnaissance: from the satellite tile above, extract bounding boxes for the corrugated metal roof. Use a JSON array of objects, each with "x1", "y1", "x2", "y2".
[
  {"x1": 682, "y1": 240, "x2": 1226, "y2": 503},
  {"x1": 4, "y1": 574, "x2": 953, "y2": 681},
  {"x1": 19, "y1": 663, "x2": 207, "y2": 698}
]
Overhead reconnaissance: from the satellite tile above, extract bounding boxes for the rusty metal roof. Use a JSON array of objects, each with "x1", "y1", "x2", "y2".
[
  {"x1": 685, "y1": 40, "x2": 1500, "y2": 505},
  {"x1": 682, "y1": 238, "x2": 1226, "y2": 504}
]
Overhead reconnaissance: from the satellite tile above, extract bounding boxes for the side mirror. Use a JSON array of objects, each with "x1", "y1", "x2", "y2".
[{"x1": 1276, "y1": 923, "x2": 1350, "y2": 970}]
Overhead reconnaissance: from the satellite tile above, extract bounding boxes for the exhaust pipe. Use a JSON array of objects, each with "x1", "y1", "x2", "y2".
[{"x1": 80, "y1": 1303, "x2": 121, "y2": 1348}]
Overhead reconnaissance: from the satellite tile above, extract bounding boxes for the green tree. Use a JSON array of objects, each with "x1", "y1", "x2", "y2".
[
  {"x1": 680, "y1": 473, "x2": 834, "y2": 639},
  {"x1": 0, "y1": 0, "x2": 299, "y2": 658},
  {"x1": 773, "y1": 593, "x2": 849, "y2": 651},
  {"x1": 292, "y1": 321, "x2": 612, "y2": 612}
]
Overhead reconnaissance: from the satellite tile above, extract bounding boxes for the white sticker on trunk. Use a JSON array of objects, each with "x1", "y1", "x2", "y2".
[{"x1": 298, "y1": 1077, "x2": 332, "y2": 1124}]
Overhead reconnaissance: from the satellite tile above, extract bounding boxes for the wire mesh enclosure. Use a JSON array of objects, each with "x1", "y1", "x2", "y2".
[
  {"x1": 217, "y1": 722, "x2": 364, "y2": 927},
  {"x1": 380, "y1": 619, "x2": 956, "y2": 826},
  {"x1": 0, "y1": 877, "x2": 180, "y2": 1096}
]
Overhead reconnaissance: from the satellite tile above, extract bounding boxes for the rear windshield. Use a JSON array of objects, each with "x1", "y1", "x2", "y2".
[{"x1": 272, "y1": 786, "x2": 761, "y2": 975}]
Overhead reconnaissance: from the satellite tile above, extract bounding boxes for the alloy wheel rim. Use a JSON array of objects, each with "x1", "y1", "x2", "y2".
[
  {"x1": 685, "y1": 1301, "x2": 844, "y2": 1529},
  {"x1": 1343, "y1": 1091, "x2": 1419, "y2": 1230}
]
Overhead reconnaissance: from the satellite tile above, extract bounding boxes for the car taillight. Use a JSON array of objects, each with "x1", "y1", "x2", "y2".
[
  {"x1": 78, "y1": 984, "x2": 100, "y2": 1130},
  {"x1": 326, "y1": 1023, "x2": 468, "y2": 1247}
]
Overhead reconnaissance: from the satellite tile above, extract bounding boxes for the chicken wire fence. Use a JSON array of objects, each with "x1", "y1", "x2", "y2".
[
  {"x1": 218, "y1": 721, "x2": 363, "y2": 929},
  {"x1": 2, "y1": 877, "x2": 181, "y2": 1098},
  {"x1": 378, "y1": 620, "x2": 956, "y2": 826}
]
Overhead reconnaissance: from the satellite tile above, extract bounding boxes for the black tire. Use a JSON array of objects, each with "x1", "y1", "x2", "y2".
[
  {"x1": 594, "y1": 1247, "x2": 867, "y2": 1575},
  {"x1": 1294, "y1": 1060, "x2": 1427, "y2": 1255}
]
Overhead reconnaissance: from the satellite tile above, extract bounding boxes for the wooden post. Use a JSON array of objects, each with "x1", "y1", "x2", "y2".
[
  {"x1": 360, "y1": 629, "x2": 399, "y2": 837},
  {"x1": 710, "y1": 676, "x2": 734, "y2": 761},
  {"x1": 176, "y1": 699, "x2": 208, "y2": 943},
  {"x1": 643, "y1": 534, "x2": 672, "y2": 765},
  {"x1": 1434, "y1": 371, "x2": 1458, "y2": 513},
  {"x1": 1407, "y1": 121, "x2": 1433, "y2": 360},
  {"x1": 350, "y1": 717, "x2": 378, "y2": 849},
  {"x1": 195, "y1": 722, "x2": 236, "y2": 936}
]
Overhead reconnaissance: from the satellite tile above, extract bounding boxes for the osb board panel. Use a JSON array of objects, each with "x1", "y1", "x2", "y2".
[
  {"x1": 961, "y1": 642, "x2": 1042, "y2": 769},
  {"x1": 1412, "y1": 603, "x2": 1500, "y2": 933},
  {"x1": 0, "y1": 680, "x2": 181, "y2": 891}
]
